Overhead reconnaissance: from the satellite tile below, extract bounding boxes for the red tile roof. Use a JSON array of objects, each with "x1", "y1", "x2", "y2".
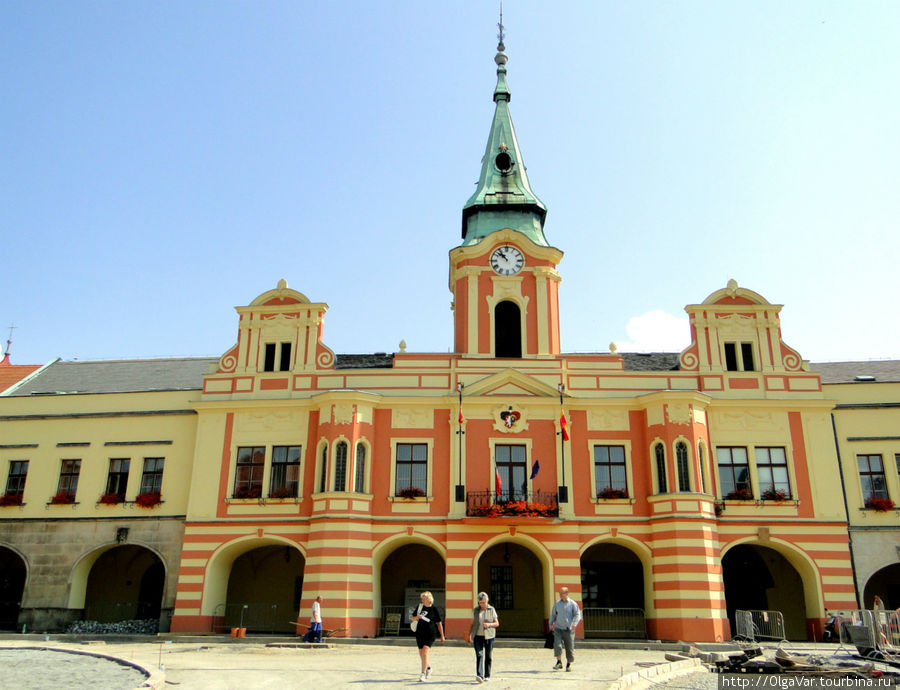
[{"x1": 0, "y1": 358, "x2": 42, "y2": 393}]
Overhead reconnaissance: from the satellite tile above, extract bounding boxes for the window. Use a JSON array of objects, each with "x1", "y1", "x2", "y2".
[
  {"x1": 858, "y1": 454, "x2": 888, "y2": 501},
  {"x1": 490, "y1": 565, "x2": 514, "y2": 609},
  {"x1": 697, "y1": 443, "x2": 706, "y2": 493},
  {"x1": 717, "y1": 447, "x2": 752, "y2": 499},
  {"x1": 756, "y1": 447, "x2": 791, "y2": 499},
  {"x1": 5, "y1": 460, "x2": 29, "y2": 496},
  {"x1": 676, "y1": 441, "x2": 691, "y2": 492},
  {"x1": 593, "y1": 445, "x2": 627, "y2": 497},
  {"x1": 270, "y1": 445, "x2": 301, "y2": 498},
  {"x1": 140, "y1": 458, "x2": 165, "y2": 495},
  {"x1": 318, "y1": 444, "x2": 328, "y2": 493},
  {"x1": 262, "y1": 342, "x2": 292, "y2": 372},
  {"x1": 233, "y1": 446, "x2": 264, "y2": 498},
  {"x1": 57, "y1": 459, "x2": 81, "y2": 497},
  {"x1": 334, "y1": 441, "x2": 348, "y2": 492},
  {"x1": 106, "y1": 458, "x2": 130, "y2": 500},
  {"x1": 395, "y1": 443, "x2": 428, "y2": 495},
  {"x1": 354, "y1": 444, "x2": 366, "y2": 493},
  {"x1": 724, "y1": 342, "x2": 755, "y2": 371},
  {"x1": 494, "y1": 301, "x2": 522, "y2": 358},
  {"x1": 655, "y1": 444, "x2": 667, "y2": 493},
  {"x1": 495, "y1": 444, "x2": 527, "y2": 501}
]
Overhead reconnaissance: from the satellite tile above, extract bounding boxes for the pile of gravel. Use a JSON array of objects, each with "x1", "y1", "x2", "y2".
[{"x1": 65, "y1": 619, "x2": 159, "y2": 634}]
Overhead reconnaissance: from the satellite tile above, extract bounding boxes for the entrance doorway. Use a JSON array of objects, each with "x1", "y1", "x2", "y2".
[
  {"x1": 0, "y1": 547, "x2": 26, "y2": 631},
  {"x1": 84, "y1": 545, "x2": 164, "y2": 623},
  {"x1": 225, "y1": 545, "x2": 304, "y2": 634},
  {"x1": 864, "y1": 563, "x2": 900, "y2": 609},
  {"x1": 477, "y1": 542, "x2": 545, "y2": 637}
]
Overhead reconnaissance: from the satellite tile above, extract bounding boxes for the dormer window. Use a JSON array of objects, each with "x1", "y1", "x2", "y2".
[
  {"x1": 724, "y1": 342, "x2": 755, "y2": 371},
  {"x1": 262, "y1": 342, "x2": 292, "y2": 372}
]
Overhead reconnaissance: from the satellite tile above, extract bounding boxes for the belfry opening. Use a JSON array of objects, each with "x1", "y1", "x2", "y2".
[{"x1": 494, "y1": 301, "x2": 522, "y2": 358}]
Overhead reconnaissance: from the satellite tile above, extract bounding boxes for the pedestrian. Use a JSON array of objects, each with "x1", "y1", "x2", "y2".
[
  {"x1": 549, "y1": 586, "x2": 582, "y2": 672},
  {"x1": 410, "y1": 590, "x2": 445, "y2": 682},
  {"x1": 465, "y1": 591, "x2": 499, "y2": 683},
  {"x1": 309, "y1": 595, "x2": 323, "y2": 643}
]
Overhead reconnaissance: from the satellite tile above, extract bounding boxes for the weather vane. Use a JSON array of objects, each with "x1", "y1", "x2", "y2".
[{"x1": 497, "y1": 3, "x2": 505, "y2": 49}]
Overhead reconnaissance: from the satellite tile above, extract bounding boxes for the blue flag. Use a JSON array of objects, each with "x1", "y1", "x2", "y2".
[{"x1": 530, "y1": 459, "x2": 540, "y2": 479}]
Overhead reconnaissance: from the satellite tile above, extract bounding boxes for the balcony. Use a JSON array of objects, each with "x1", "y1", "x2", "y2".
[{"x1": 466, "y1": 490, "x2": 559, "y2": 518}]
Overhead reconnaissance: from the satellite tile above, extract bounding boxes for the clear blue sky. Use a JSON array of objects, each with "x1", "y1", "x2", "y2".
[{"x1": 3, "y1": 1, "x2": 899, "y2": 364}]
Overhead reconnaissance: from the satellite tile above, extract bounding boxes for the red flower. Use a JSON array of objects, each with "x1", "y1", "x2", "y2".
[
  {"x1": 0, "y1": 492, "x2": 23, "y2": 507},
  {"x1": 98, "y1": 492, "x2": 122, "y2": 505},
  {"x1": 50, "y1": 491, "x2": 76, "y2": 505},
  {"x1": 866, "y1": 497, "x2": 895, "y2": 512},
  {"x1": 135, "y1": 492, "x2": 162, "y2": 508}
]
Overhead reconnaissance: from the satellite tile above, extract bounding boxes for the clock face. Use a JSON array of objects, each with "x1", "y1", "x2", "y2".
[{"x1": 490, "y1": 245, "x2": 524, "y2": 276}]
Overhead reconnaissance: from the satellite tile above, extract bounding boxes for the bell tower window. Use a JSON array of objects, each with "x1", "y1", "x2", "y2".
[
  {"x1": 262, "y1": 342, "x2": 293, "y2": 372},
  {"x1": 494, "y1": 301, "x2": 522, "y2": 358},
  {"x1": 724, "y1": 342, "x2": 755, "y2": 371}
]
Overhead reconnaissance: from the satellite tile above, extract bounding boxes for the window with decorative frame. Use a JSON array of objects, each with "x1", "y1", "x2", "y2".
[
  {"x1": 723, "y1": 342, "x2": 755, "y2": 371},
  {"x1": 593, "y1": 445, "x2": 627, "y2": 498},
  {"x1": 57, "y1": 459, "x2": 81, "y2": 498},
  {"x1": 270, "y1": 445, "x2": 301, "y2": 498},
  {"x1": 334, "y1": 441, "x2": 348, "y2": 492},
  {"x1": 675, "y1": 441, "x2": 691, "y2": 492},
  {"x1": 755, "y1": 447, "x2": 791, "y2": 500},
  {"x1": 858, "y1": 454, "x2": 888, "y2": 501},
  {"x1": 139, "y1": 458, "x2": 165, "y2": 495},
  {"x1": 717, "y1": 447, "x2": 752, "y2": 499},
  {"x1": 654, "y1": 443, "x2": 667, "y2": 494},
  {"x1": 395, "y1": 443, "x2": 428, "y2": 496},
  {"x1": 5, "y1": 460, "x2": 29, "y2": 496},
  {"x1": 354, "y1": 443, "x2": 366, "y2": 493},
  {"x1": 318, "y1": 444, "x2": 328, "y2": 493},
  {"x1": 233, "y1": 447, "x2": 264, "y2": 499},
  {"x1": 697, "y1": 442, "x2": 707, "y2": 493}
]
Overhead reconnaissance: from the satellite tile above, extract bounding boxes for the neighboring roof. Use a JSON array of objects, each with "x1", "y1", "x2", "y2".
[
  {"x1": 0, "y1": 362, "x2": 43, "y2": 393},
  {"x1": 335, "y1": 354, "x2": 394, "y2": 369},
  {"x1": 811, "y1": 360, "x2": 900, "y2": 385},
  {"x1": 620, "y1": 352, "x2": 681, "y2": 371},
  {"x1": 8, "y1": 358, "x2": 218, "y2": 396}
]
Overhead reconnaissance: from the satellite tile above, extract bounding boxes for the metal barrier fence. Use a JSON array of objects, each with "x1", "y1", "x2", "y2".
[
  {"x1": 212, "y1": 602, "x2": 294, "y2": 634},
  {"x1": 582, "y1": 608, "x2": 646, "y2": 639},
  {"x1": 838, "y1": 609, "x2": 900, "y2": 657},
  {"x1": 733, "y1": 609, "x2": 787, "y2": 643}
]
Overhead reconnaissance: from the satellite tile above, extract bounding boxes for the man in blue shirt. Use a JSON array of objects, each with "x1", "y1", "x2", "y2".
[{"x1": 549, "y1": 586, "x2": 582, "y2": 671}]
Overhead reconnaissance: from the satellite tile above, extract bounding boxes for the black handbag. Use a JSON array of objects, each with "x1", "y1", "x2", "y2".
[{"x1": 544, "y1": 631, "x2": 554, "y2": 649}]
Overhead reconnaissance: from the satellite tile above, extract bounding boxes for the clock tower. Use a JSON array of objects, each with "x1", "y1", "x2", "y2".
[{"x1": 450, "y1": 30, "x2": 562, "y2": 358}]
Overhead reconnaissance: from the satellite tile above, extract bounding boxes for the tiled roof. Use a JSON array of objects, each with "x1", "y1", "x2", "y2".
[
  {"x1": 8, "y1": 358, "x2": 218, "y2": 396},
  {"x1": 335, "y1": 354, "x2": 394, "y2": 369},
  {"x1": 811, "y1": 360, "x2": 900, "y2": 385},
  {"x1": 620, "y1": 352, "x2": 680, "y2": 371},
  {"x1": 0, "y1": 363, "x2": 43, "y2": 393}
]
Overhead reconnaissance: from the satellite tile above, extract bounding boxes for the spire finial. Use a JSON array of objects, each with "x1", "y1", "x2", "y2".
[
  {"x1": 1, "y1": 325, "x2": 15, "y2": 365},
  {"x1": 497, "y1": 3, "x2": 505, "y2": 51}
]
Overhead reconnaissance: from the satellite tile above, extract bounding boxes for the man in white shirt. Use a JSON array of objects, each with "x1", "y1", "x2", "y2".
[
  {"x1": 309, "y1": 595, "x2": 323, "y2": 643},
  {"x1": 549, "y1": 587, "x2": 582, "y2": 671}
]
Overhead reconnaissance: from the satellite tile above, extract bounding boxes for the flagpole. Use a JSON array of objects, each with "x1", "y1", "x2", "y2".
[
  {"x1": 455, "y1": 383, "x2": 465, "y2": 503},
  {"x1": 558, "y1": 383, "x2": 568, "y2": 504}
]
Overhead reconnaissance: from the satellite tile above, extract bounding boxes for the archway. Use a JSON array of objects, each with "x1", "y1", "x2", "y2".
[
  {"x1": 581, "y1": 542, "x2": 645, "y2": 638},
  {"x1": 722, "y1": 544, "x2": 807, "y2": 640},
  {"x1": 84, "y1": 545, "x2": 164, "y2": 623},
  {"x1": 380, "y1": 544, "x2": 445, "y2": 635},
  {"x1": 864, "y1": 563, "x2": 900, "y2": 609},
  {"x1": 225, "y1": 545, "x2": 304, "y2": 634},
  {"x1": 0, "y1": 546, "x2": 26, "y2": 631},
  {"x1": 477, "y1": 542, "x2": 544, "y2": 637},
  {"x1": 494, "y1": 301, "x2": 522, "y2": 358}
]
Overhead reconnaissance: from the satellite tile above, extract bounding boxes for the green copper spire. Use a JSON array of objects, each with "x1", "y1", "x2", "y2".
[{"x1": 461, "y1": 21, "x2": 548, "y2": 246}]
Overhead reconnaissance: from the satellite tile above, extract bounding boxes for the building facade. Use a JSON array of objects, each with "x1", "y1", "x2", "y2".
[{"x1": 1, "y1": 38, "x2": 896, "y2": 642}]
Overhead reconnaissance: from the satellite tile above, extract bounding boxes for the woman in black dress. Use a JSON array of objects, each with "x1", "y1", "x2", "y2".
[{"x1": 411, "y1": 590, "x2": 444, "y2": 681}]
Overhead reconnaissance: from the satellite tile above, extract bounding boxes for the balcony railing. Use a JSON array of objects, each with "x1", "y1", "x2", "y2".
[{"x1": 466, "y1": 490, "x2": 559, "y2": 518}]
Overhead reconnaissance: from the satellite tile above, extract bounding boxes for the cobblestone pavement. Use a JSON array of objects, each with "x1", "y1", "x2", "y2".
[{"x1": 0, "y1": 640, "x2": 672, "y2": 689}]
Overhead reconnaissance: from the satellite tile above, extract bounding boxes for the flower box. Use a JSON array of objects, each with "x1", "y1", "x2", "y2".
[
  {"x1": 0, "y1": 492, "x2": 24, "y2": 507},
  {"x1": 725, "y1": 488, "x2": 754, "y2": 501},
  {"x1": 761, "y1": 488, "x2": 790, "y2": 502},
  {"x1": 865, "y1": 497, "x2": 895, "y2": 512},
  {"x1": 134, "y1": 491, "x2": 162, "y2": 508},
  {"x1": 396, "y1": 486, "x2": 425, "y2": 499},
  {"x1": 233, "y1": 485, "x2": 262, "y2": 499},
  {"x1": 597, "y1": 487, "x2": 628, "y2": 500},
  {"x1": 468, "y1": 500, "x2": 555, "y2": 518},
  {"x1": 98, "y1": 492, "x2": 123, "y2": 505},
  {"x1": 50, "y1": 491, "x2": 76, "y2": 505},
  {"x1": 269, "y1": 487, "x2": 296, "y2": 499}
]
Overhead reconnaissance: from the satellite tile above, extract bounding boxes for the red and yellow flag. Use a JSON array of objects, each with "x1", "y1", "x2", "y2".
[
  {"x1": 495, "y1": 471, "x2": 502, "y2": 497},
  {"x1": 560, "y1": 411, "x2": 570, "y2": 441},
  {"x1": 459, "y1": 409, "x2": 465, "y2": 424}
]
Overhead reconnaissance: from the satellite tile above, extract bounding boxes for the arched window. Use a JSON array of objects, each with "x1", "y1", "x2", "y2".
[
  {"x1": 697, "y1": 442, "x2": 707, "y2": 493},
  {"x1": 494, "y1": 301, "x2": 522, "y2": 358},
  {"x1": 676, "y1": 441, "x2": 690, "y2": 492},
  {"x1": 334, "y1": 441, "x2": 348, "y2": 492},
  {"x1": 655, "y1": 443, "x2": 667, "y2": 494},
  {"x1": 318, "y1": 443, "x2": 328, "y2": 493},
  {"x1": 354, "y1": 444, "x2": 366, "y2": 493}
]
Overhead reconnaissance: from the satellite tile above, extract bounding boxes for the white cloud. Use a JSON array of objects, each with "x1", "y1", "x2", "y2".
[{"x1": 614, "y1": 310, "x2": 690, "y2": 353}]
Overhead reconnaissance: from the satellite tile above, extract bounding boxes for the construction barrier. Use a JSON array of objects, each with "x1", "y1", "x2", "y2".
[
  {"x1": 582, "y1": 607, "x2": 646, "y2": 639},
  {"x1": 733, "y1": 609, "x2": 788, "y2": 643}
]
